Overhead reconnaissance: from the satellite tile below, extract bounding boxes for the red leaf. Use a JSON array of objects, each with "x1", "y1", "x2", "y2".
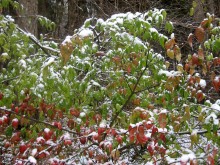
[
  {"x1": 138, "y1": 125, "x2": 145, "y2": 135},
  {"x1": 213, "y1": 77, "x2": 220, "y2": 92},
  {"x1": 129, "y1": 126, "x2": 137, "y2": 143},
  {"x1": 207, "y1": 155, "x2": 215, "y2": 165},
  {"x1": 195, "y1": 26, "x2": 205, "y2": 43},
  {"x1": 136, "y1": 133, "x2": 148, "y2": 144},
  {"x1": 147, "y1": 145, "x2": 154, "y2": 156},
  {"x1": 192, "y1": 53, "x2": 199, "y2": 65},
  {"x1": 196, "y1": 91, "x2": 204, "y2": 102},
  {"x1": 151, "y1": 127, "x2": 158, "y2": 137},
  {"x1": 159, "y1": 133, "x2": 166, "y2": 142}
]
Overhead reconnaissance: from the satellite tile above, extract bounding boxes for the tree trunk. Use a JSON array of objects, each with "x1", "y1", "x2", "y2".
[
  {"x1": 193, "y1": 0, "x2": 215, "y2": 23},
  {"x1": 67, "y1": 0, "x2": 88, "y2": 35},
  {"x1": 16, "y1": 0, "x2": 38, "y2": 36},
  {"x1": 193, "y1": 0, "x2": 204, "y2": 22}
]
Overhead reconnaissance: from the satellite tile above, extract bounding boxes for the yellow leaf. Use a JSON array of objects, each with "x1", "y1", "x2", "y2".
[
  {"x1": 111, "y1": 149, "x2": 120, "y2": 160},
  {"x1": 184, "y1": 105, "x2": 190, "y2": 121},
  {"x1": 176, "y1": 53, "x2": 181, "y2": 62},
  {"x1": 167, "y1": 49, "x2": 174, "y2": 59},
  {"x1": 165, "y1": 61, "x2": 170, "y2": 69},
  {"x1": 60, "y1": 42, "x2": 74, "y2": 64},
  {"x1": 177, "y1": 64, "x2": 183, "y2": 73},
  {"x1": 190, "y1": 131, "x2": 198, "y2": 145}
]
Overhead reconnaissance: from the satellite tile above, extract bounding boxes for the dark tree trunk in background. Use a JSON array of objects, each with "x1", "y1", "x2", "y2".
[
  {"x1": 67, "y1": 0, "x2": 88, "y2": 35},
  {"x1": 16, "y1": 0, "x2": 38, "y2": 36},
  {"x1": 13, "y1": 0, "x2": 220, "y2": 38},
  {"x1": 193, "y1": 0, "x2": 215, "y2": 22},
  {"x1": 193, "y1": 0, "x2": 205, "y2": 22}
]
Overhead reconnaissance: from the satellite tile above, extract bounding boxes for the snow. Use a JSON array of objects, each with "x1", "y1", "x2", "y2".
[
  {"x1": 191, "y1": 130, "x2": 197, "y2": 135},
  {"x1": 99, "y1": 120, "x2": 107, "y2": 128},
  {"x1": 158, "y1": 128, "x2": 167, "y2": 133},
  {"x1": 120, "y1": 32, "x2": 147, "y2": 48},
  {"x1": 91, "y1": 80, "x2": 101, "y2": 87},
  {"x1": 12, "y1": 118, "x2": 18, "y2": 122},
  {"x1": 6, "y1": 15, "x2": 14, "y2": 22},
  {"x1": 150, "y1": 28, "x2": 158, "y2": 33},
  {"x1": 211, "y1": 103, "x2": 220, "y2": 111},
  {"x1": 42, "y1": 57, "x2": 55, "y2": 68},
  {"x1": 31, "y1": 148, "x2": 37, "y2": 156},
  {"x1": 78, "y1": 28, "x2": 93, "y2": 38},
  {"x1": 134, "y1": 107, "x2": 145, "y2": 111},
  {"x1": 1, "y1": 52, "x2": 9, "y2": 58},
  {"x1": 76, "y1": 118, "x2": 82, "y2": 123},
  {"x1": 62, "y1": 36, "x2": 72, "y2": 45},
  {"x1": 214, "y1": 76, "x2": 220, "y2": 82},
  {"x1": 180, "y1": 153, "x2": 195, "y2": 163},
  {"x1": 62, "y1": 133, "x2": 70, "y2": 140},
  {"x1": 44, "y1": 128, "x2": 50, "y2": 133},
  {"x1": 205, "y1": 112, "x2": 219, "y2": 125},
  {"x1": 80, "y1": 112, "x2": 86, "y2": 117},
  {"x1": 36, "y1": 136, "x2": 45, "y2": 143},
  {"x1": 159, "y1": 109, "x2": 167, "y2": 114},
  {"x1": 158, "y1": 70, "x2": 181, "y2": 77},
  {"x1": 199, "y1": 79, "x2": 206, "y2": 88},
  {"x1": 19, "y1": 59, "x2": 27, "y2": 69},
  {"x1": 88, "y1": 131, "x2": 98, "y2": 137},
  {"x1": 36, "y1": 83, "x2": 44, "y2": 92},
  {"x1": 28, "y1": 156, "x2": 37, "y2": 164}
]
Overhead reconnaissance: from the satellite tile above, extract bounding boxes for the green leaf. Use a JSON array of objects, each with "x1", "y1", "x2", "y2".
[
  {"x1": 192, "y1": 1, "x2": 197, "y2": 8},
  {"x1": 5, "y1": 125, "x2": 13, "y2": 137},
  {"x1": 165, "y1": 21, "x2": 173, "y2": 33},
  {"x1": 213, "y1": 39, "x2": 220, "y2": 53},
  {"x1": 21, "y1": 127, "x2": 27, "y2": 138},
  {"x1": 161, "y1": 9, "x2": 167, "y2": 20},
  {"x1": 190, "y1": 7, "x2": 194, "y2": 16}
]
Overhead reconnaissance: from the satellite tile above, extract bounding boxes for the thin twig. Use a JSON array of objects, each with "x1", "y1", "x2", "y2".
[
  {"x1": 109, "y1": 52, "x2": 149, "y2": 128},
  {"x1": 0, "y1": 107, "x2": 77, "y2": 135}
]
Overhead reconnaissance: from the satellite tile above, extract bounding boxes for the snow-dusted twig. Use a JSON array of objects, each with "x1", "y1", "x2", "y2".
[
  {"x1": 0, "y1": 107, "x2": 77, "y2": 135},
  {"x1": 4, "y1": 17, "x2": 60, "y2": 57}
]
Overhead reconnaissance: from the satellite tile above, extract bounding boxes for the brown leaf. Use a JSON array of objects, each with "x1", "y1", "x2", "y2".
[
  {"x1": 188, "y1": 33, "x2": 194, "y2": 48},
  {"x1": 174, "y1": 45, "x2": 181, "y2": 62},
  {"x1": 158, "y1": 112, "x2": 167, "y2": 129},
  {"x1": 198, "y1": 48, "x2": 204, "y2": 59},
  {"x1": 165, "y1": 38, "x2": 175, "y2": 50},
  {"x1": 195, "y1": 27, "x2": 205, "y2": 43}
]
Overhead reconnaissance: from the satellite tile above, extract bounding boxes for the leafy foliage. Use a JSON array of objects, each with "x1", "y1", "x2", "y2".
[{"x1": 0, "y1": 6, "x2": 220, "y2": 165}]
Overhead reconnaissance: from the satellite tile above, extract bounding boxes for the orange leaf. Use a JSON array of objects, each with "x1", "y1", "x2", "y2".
[{"x1": 195, "y1": 27, "x2": 205, "y2": 43}]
